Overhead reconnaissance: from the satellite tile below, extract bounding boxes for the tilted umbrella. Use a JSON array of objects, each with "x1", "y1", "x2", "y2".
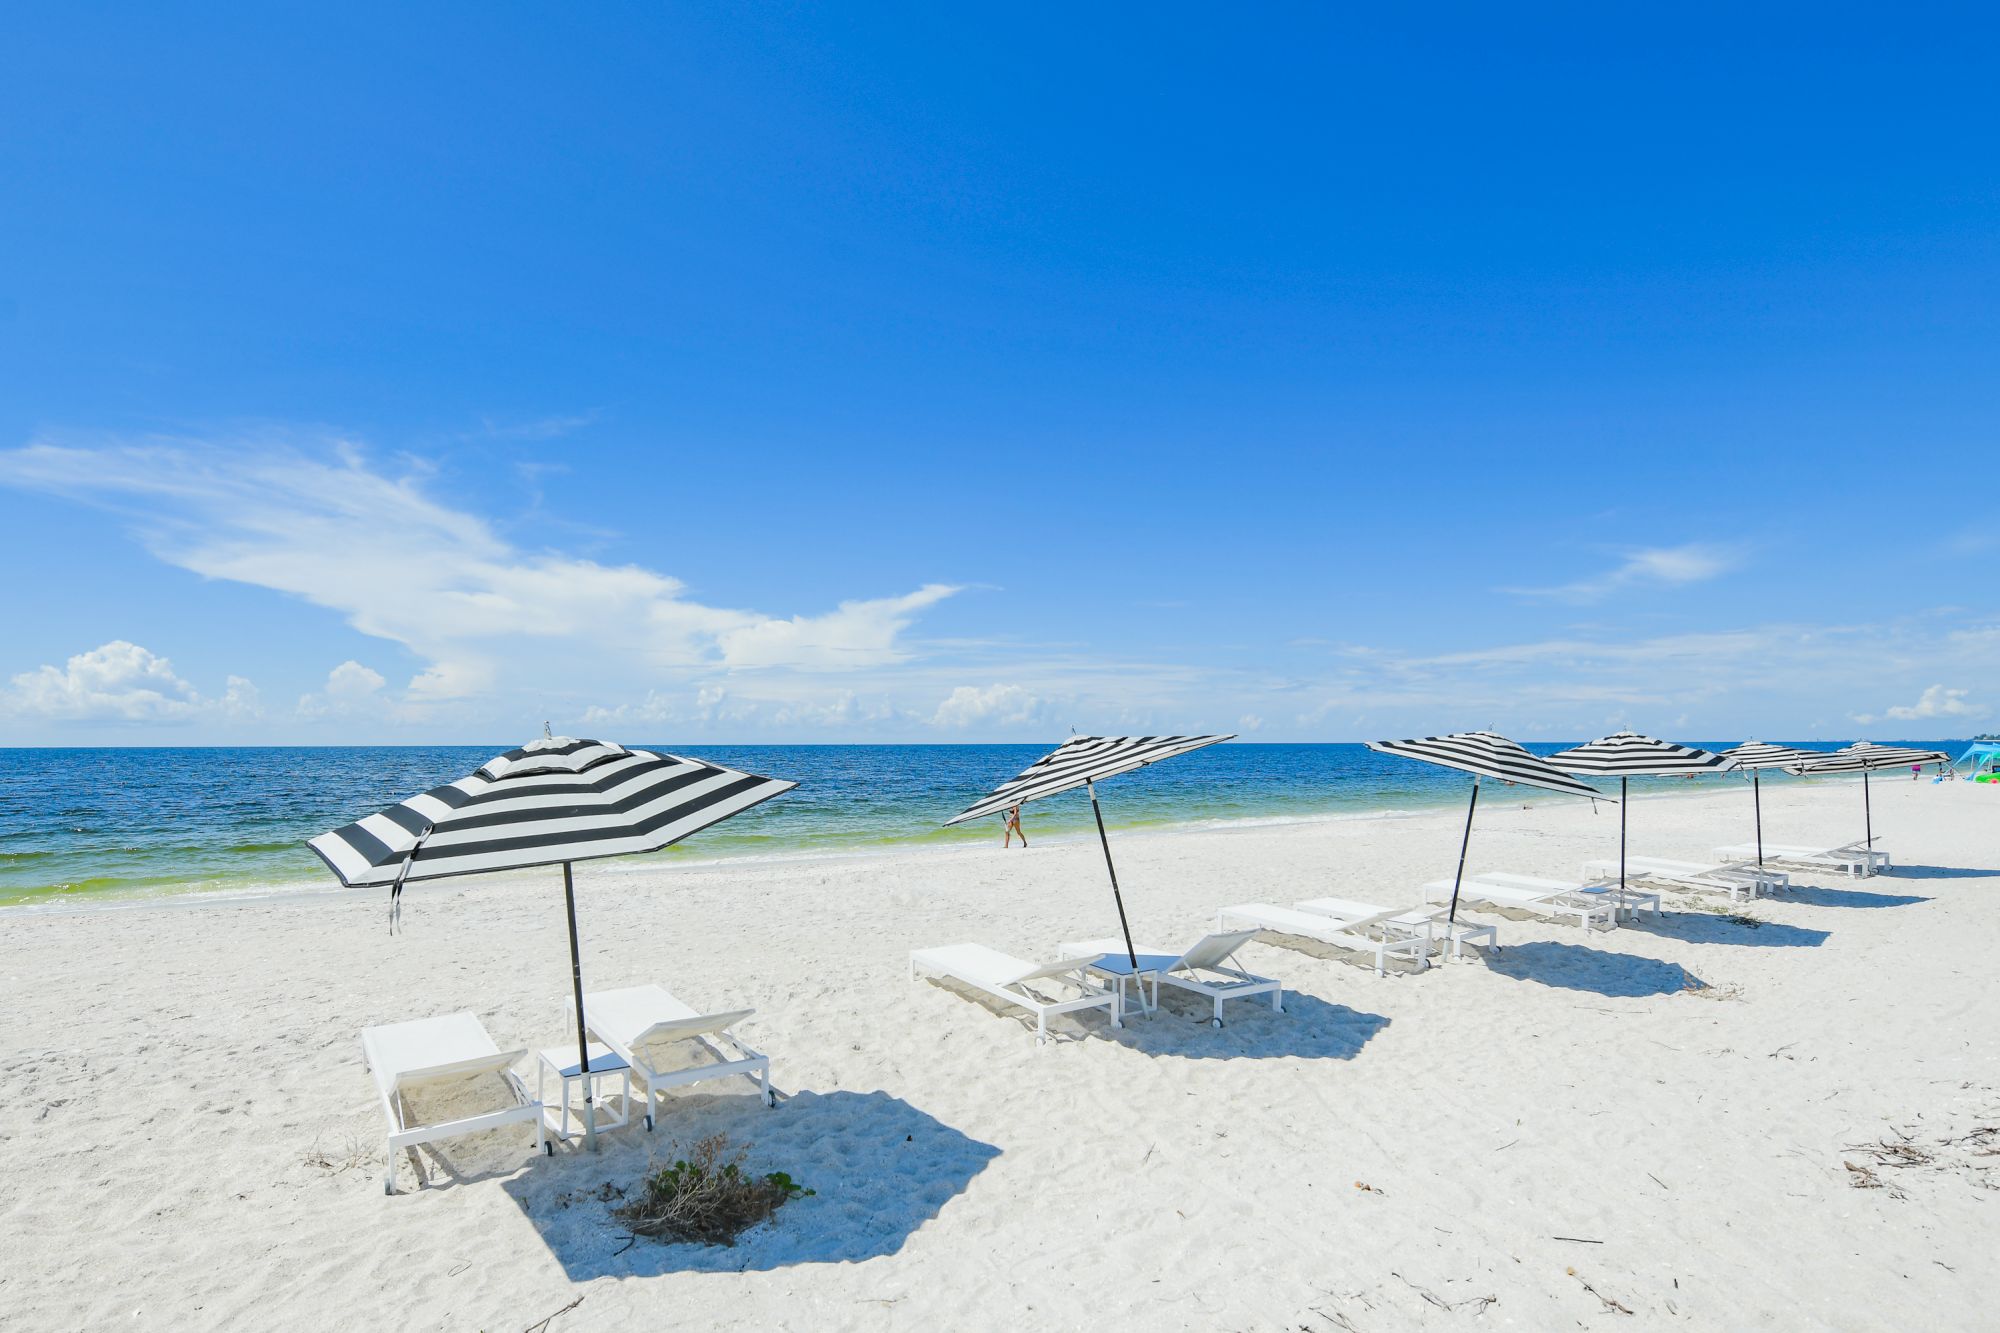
[
  {"x1": 1719, "y1": 742, "x2": 1831, "y2": 866},
  {"x1": 1364, "y1": 731, "x2": 1610, "y2": 926},
  {"x1": 1545, "y1": 732, "x2": 1734, "y2": 892},
  {"x1": 309, "y1": 736, "x2": 796, "y2": 1149},
  {"x1": 942, "y1": 734, "x2": 1233, "y2": 968},
  {"x1": 1786, "y1": 742, "x2": 1951, "y2": 849}
]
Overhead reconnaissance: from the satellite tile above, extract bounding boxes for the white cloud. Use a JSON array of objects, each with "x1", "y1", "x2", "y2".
[
  {"x1": 1854, "y1": 684, "x2": 1987, "y2": 726},
  {"x1": 5, "y1": 641, "x2": 259, "y2": 724},
  {"x1": 1502, "y1": 543, "x2": 1743, "y2": 604},
  {"x1": 326, "y1": 660, "x2": 385, "y2": 702},
  {"x1": 931, "y1": 683, "x2": 1044, "y2": 729},
  {"x1": 0, "y1": 439, "x2": 960, "y2": 709},
  {"x1": 297, "y1": 660, "x2": 389, "y2": 718}
]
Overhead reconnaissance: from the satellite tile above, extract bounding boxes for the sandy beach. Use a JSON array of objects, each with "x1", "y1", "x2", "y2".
[{"x1": 2, "y1": 777, "x2": 1994, "y2": 1331}]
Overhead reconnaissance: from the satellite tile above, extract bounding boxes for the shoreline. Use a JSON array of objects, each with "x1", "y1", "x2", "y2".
[{"x1": 1, "y1": 767, "x2": 1927, "y2": 914}]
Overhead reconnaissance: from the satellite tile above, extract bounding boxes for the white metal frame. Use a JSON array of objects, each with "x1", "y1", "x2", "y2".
[
  {"x1": 1294, "y1": 895, "x2": 1500, "y2": 964},
  {"x1": 1423, "y1": 876, "x2": 1621, "y2": 931},
  {"x1": 361, "y1": 1012, "x2": 548, "y2": 1196},
  {"x1": 579, "y1": 985, "x2": 775, "y2": 1131},
  {"x1": 1584, "y1": 856, "x2": 1784, "y2": 903},
  {"x1": 1072, "y1": 928, "x2": 1288, "y2": 1020},
  {"x1": 1712, "y1": 843, "x2": 1888, "y2": 878},
  {"x1": 909, "y1": 945, "x2": 1123, "y2": 1044},
  {"x1": 1217, "y1": 902, "x2": 1434, "y2": 976}
]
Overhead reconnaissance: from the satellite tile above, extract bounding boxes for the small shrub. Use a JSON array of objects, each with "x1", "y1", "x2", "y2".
[{"x1": 613, "y1": 1133, "x2": 813, "y2": 1246}]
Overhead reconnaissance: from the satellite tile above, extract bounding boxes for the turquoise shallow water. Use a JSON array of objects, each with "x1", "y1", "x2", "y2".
[{"x1": 0, "y1": 740, "x2": 1968, "y2": 906}]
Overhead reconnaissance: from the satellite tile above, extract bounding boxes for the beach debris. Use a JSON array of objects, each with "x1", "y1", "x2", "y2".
[
  {"x1": 1552, "y1": 1236, "x2": 1603, "y2": 1244},
  {"x1": 522, "y1": 1294, "x2": 583, "y2": 1333},
  {"x1": 1565, "y1": 1268, "x2": 1632, "y2": 1315},
  {"x1": 1389, "y1": 1273, "x2": 1493, "y2": 1314},
  {"x1": 302, "y1": 1130, "x2": 377, "y2": 1177},
  {"x1": 1842, "y1": 1117, "x2": 2000, "y2": 1195},
  {"x1": 613, "y1": 1133, "x2": 814, "y2": 1246},
  {"x1": 1353, "y1": 1180, "x2": 1385, "y2": 1195}
]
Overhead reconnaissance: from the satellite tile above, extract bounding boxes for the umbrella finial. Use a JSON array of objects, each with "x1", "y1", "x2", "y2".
[{"x1": 543, "y1": 719, "x2": 553, "y2": 740}]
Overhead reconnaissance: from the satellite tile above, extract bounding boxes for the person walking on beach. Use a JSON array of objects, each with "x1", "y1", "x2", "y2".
[{"x1": 1002, "y1": 805, "x2": 1027, "y2": 848}]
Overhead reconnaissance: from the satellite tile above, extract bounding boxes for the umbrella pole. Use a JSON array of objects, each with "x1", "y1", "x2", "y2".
[
  {"x1": 1086, "y1": 779, "x2": 1140, "y2": 969},
  {"x1": 1752, "y1": 769, "x2": 1764, "y2": 866},
  {"x1": 1619, "y1": 775, "x2": 1628, "y2": 892},
  {"x1": 1863, "y1": 768, "x2": 1873, "y2": 847},
  {"x1": 1447, "y1": 776, "x2": 1481, "y2": 927},
  {"x1": 563, "y1": 861, "x2": 597, "y2": 1152}
]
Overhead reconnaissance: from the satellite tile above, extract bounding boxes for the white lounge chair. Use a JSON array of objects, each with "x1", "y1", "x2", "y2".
[
  {"x1": 1217, "y1": 903, "x2": 1433, "y2": 976},
  {"x1": 1422, "y1": 875, "x2": 1621, "y2": 931},
  {"x1": 1295, "y1": 895, "x2": 1497, "y2": 962},
  {"x1": 1470, "y1": 871, "x2": 1660, "y2": 922},
  {"x1": 909, "y1": 945, "x2": 1121, "y2": 1043},
  {"x1": 581, "y1": 984, "x2": 773, "y2": 1130},
  {"x1": 1712, "y1": 842, "x2": 1887, "y2": 878},
  {"x1": 360, "y1": 1012, "x2": 547, "y2": 1195},
  {"x1": 1061, "y1": 931, "x2": 1282, "y2": 1026},
  {"x1": 1585, "y1": 855, "x2": 1785, "y2": 902}
]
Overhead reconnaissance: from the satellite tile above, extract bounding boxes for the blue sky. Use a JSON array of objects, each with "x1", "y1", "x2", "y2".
[{"x1": 1, "y1": 5, "x2": 1995, "y2": 744}]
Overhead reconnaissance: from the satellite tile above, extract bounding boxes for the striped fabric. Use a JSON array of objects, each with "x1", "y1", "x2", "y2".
[
  {"x1": 1721, "y1": 741, "x2": 1833, "y2": 771},
  {"x1": 1546, "y1": 731, "x2": 1734, "y2": 777},
  {"x1": 1789, "y1": 742, "x2": 1951, "y2": 774},
  {"x1": 1365, "y1": 731, "x2": 1609, "y2": 799},
  {"x1": 944, "y1": 734, "x2": 1233, "y2": 825},
  {"x1": 308, "y1": 740, "x2": 797, "y2": 887}
]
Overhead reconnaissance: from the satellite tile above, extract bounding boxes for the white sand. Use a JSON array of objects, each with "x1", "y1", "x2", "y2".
[{"x1": 3, "y1": 778, "x2": 1996, "y2": 1331}]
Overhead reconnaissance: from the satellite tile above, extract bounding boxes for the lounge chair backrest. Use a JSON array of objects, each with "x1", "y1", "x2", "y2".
[
  {"x1": 631, "y1": 1009, "x2": 755, "y2": 1051},
  {"x1": 1007, "y1": 954, "x2": 1109, "y2": 986},
  {"x1": 1175, "y1": 929, "x2": 1259, "y2": 971},
  {"x1": 1295, "y1": 899, "x2": 1410, "y2": 934}
]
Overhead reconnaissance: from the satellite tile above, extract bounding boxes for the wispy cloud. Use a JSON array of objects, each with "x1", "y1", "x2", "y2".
[
  {"x1": 0, "y1": 437, "x2": 960, "y2": 714},
  {"x1": 1501, "y1": 543, "x2": 1744, "y2": 604},
  {"x1": 1853, "y1": 684, "x2": 1988, "y2": 726}
]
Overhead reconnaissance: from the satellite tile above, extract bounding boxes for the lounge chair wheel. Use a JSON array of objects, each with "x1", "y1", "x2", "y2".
[
  {"x1": 644, "y1": 1113, "x2": 655, "y2": 1131},
  {"x1": 764, "y1": 1092, "x2": 776, "y2": 1108},
  {"x1": 1209, "y1": 1017, "x2": 1224, "y2": 1030},
  {"x1": 543, "y1": 1142, "x2": 554, "y2": 1156}
]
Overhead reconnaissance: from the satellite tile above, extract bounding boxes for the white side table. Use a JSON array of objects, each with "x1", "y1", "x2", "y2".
[{"x1": 536, "y1": 1044, "x2": 633, "y2": 1142}]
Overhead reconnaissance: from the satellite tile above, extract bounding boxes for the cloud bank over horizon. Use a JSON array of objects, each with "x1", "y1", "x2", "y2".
[{"x1": 0, "y1": 436, "x2": 1992, "y2": 746}]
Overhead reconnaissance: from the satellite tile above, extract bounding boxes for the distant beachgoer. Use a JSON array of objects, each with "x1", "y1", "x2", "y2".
[
  {"x1": 1003, "y1": 806, "x2": 1027, "y2": 848},
  {"x1": 1912, "y1": 764, "x2": 1922, "y2": 781}
]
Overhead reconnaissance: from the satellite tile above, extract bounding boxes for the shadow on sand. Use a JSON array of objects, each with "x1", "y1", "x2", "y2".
[
  {"x1": 503, "y1": 1088, "x2": 998, "y2": 1276},
  {"x1": 1878, "y1": 865, "x2": 1997, "y2": 882},
  {"x1": 1103, "y1": 988, "x2": 1391, "y2": 1061},
  {"x1": 1484, "y1": 940, "x2": 1694, "y2": 997},
  {"x1": 1626, "y1": 913, "x2": 1830, "y2": 949},
  {"x1": 1780, "y1": 884, "x2": 1932, "y2": 908}
]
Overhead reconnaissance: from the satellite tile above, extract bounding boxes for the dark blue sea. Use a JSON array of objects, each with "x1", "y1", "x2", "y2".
[{"x1": 0, "y1": 740, "x2": 1973, "y2": 906}]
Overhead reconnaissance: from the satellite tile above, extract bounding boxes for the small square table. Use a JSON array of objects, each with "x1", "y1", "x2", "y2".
[
  {"x1": 536, "y1": 1044, "x2": 633, "y2": 1142},
  {"x1": 1060, "y1": 939, "x2": 1177, "y2": 1018}
]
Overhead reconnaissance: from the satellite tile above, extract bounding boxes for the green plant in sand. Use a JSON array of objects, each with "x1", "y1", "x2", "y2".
[{"x1": 613, "y1": 1133, "x2": 814, "y2": 1246}]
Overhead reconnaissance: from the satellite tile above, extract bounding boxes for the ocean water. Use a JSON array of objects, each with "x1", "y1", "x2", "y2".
[{"x1": 0, "y1": 740, "x2": 1971, "y2": 907}]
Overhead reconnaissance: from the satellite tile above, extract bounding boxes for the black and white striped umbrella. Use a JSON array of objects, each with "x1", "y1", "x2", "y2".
[
  {"x1": 309, "y1": 735, "x2": 795, "y2": 1149},
  {"x1": 1545, "y1": 732, "x2": 1733, "y2": 892},
  {"x1": 1365, "y1": 731, "x2": 1610, "y2": 924},
  {"x1": 943, "y1": 734, "x2": 1233, "y2": 967},
  {"x1": 1721, "y1": 741, "x2": 1832, "y2": 866},
  {"x1": 1787, "y1": 742, "x2": 1951, "y2": 848}
]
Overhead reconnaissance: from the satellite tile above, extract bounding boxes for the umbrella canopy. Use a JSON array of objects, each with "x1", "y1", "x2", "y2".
[
  {"x1": 310, "y1": 735, "x2": 796, "y2": 1150},
  {"x1": 1364, "y1": 731, "x2": 1609, "y2": 924},
  {"x1": 943, "y1": 734, "x2": 1233, "y2": 967},
  {"x1": 1545, "y1": 732, "x2": 1733, "y2": 891},
  {"x1": 1720, "y1": 741, "x2": 1831, "y2": 866},
  {"x1": 310, "y1": 738, "x2": 795, "y2": 889},
  {"x1": 1787, "y1": 742, "x2": 1951, "y2": 848}
]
